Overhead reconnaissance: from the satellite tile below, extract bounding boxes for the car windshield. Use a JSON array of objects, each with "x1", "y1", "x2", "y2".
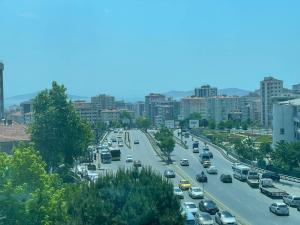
[
  {"x1": 186, "y1": 204, "x2": 197, "y2": 209},
  {"x1": 182, "y1": 181, "x2": 190, "y2": 184},
  {"x1": 222, "y1": 212, "x2": 233, "y2": 218},
  {"x1": 278, "y1": 205, "x2": 288, "y2": 208},
  {"x1": 193, "y1": 188, "x2": 201, "y2": 192},
  {"x1": 205, "y1": 201, "x2": 216, "y2": 207},
  {"x1": 199, "y1": 214, "x2": 211, "y2": 221}
]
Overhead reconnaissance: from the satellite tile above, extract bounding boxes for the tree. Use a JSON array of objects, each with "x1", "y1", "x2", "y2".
[
  {"x1": 155, "y1": 128, "x2": 175, "y2": 163},
  {"x1": 241, "y1": 122, "x2": 248, "y2": 130},
  {"x1": 208, "y1": 120, "x2": 216, "y2": 130},
  {"x1": 120, "y1": 111, "x2": 133, "y2": 128},
  {"x1": 217, "y1": 121, "x2": 225, "y2": 130},
  {"x1": 136, "y1": 117, "x2": 151, "y2": 130},
  {"x1": 65, "y1": 168, "x2": 184, "y2": 225},
  {"x1": 29, "y1": 81, "x2": 92, "y2": 171},
  {"x1": 272, "y1": 142, "x2": 300, "y2": 171}
]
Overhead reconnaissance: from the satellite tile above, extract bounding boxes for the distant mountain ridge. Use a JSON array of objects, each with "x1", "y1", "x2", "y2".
[{"x1": 164, "y1": 88, "x2": 250, "y2": 99}]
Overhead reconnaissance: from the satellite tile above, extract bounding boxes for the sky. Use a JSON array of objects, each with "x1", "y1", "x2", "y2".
[{"x1": 0, "y1": 0, "x2": 300, "y2": 100}]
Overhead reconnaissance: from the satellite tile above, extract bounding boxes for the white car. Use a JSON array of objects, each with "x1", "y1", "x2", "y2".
[
  {"x1": 269, "y1": 202, "x2": 289, "y2": 216},
  {"x1": 180, "y1": 159, "x2": 189, "y2": 166},
  {"x1": 182, "y1": 202, "x2": 199, "y2": 215},
  {"x1": 126, "y1": 155, "x2": 133, "y2": 162},
  {"x1": 195, "y1": 212, "x2": 214, "y2": 225},
  {"x1": 118, "y1": 142, "x2": 124, "y2": 147},
  {"x1": 215, "y1": 211, "x2": 237, "y2": 225},
  {"x1": 188, "y1": 187, "x2": 204, "y2": 199},
  {"x1": 173, "y1": 187, "x2": 184, "y2": 199},
  {"x1": 206, "y1": 166, "x2": 218, "y2": 174},
  {"x1": 283, "y1": 195, "x2": 300, "y2": 207}
]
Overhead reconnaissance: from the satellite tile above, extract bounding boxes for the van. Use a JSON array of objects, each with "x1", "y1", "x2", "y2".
[
  {"x1": 200, "y1": 153, "x2": 210, "y2": 164},
  {"x1": 283, "y1": 195, "x2": 300, "y2": 207},
  {"x1": 233, "y1": 165, "x2": 250, "y2": 181}
]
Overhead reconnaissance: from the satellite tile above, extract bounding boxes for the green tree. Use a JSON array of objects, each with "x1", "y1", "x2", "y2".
[
  {"x1": 272, "y1": 142, "x2": 300, "y2": 171},
  {"x1": 29, "y1": 81, "x2": 92, "y2": 171},
  {"x1": 217, "y1": 121, "x2": 225, "y2": 130},
  {"x1": 66, "y1": 168, "x2": 184, "y2": 225},
  {"x1": 136, "y1": 117, "x2": 151, "y2": 130},
  {"x1": 155, "y1": 128, "x2": 175, "y2": 163},
  {"x1": 208, "y1": 119, "x2": 216, "y2": 130},
  {"x1": 120, "y1": 111, "x2": 133, "y2": 128}
]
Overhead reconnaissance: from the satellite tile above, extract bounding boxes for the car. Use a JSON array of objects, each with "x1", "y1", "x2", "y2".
[
  {"x1": 215, "y1": 211, "x2": 237, "y2": 225},
  {"x1": 203, "y1": 145, "x2": 209, "y2": 151},
  {"x1": 173, "y1": 187, "x2": 184, "y2": 199},
  {"x1": 231, "y1": 162, "x2": 242, "y2": 171},
  {"x1": 180, "y1": 159, "x2": 189, "y2": 166},
  {"x1": 133, "y1": 160, "x2": 142, "y2": 167},
  {"x1": 195, "y1": 212, "x2": 214, "y2": 225},
  {"x1": 188, "y1": 187, "x2": 204, "y2": 199},
  {"x1": 199, "y1": 199, "x2": 219, "y2": 215},
  {"x1": 269, "y1": 202, "x2": 289, "y2": 216},
  {"x1": 182, "y1": 202, "x2": 199, "y2": 215},
  {"x1": 134, "y1": 140, "x2": 139, "y2": 144},
  {"x1": 111, "y1": 137, "x2": 117, "y2": 143},
  {"x1": 262, "y1": 172, "x2": 280, "y2": 182},
  {"x1": 283, "y1": 195, "x2": 300, "y2": 207},
  {"x1": 164, "y1": 169, "x2": 176, "y2": 178},
  {"x1": 206, "y1": 166, "x2": 218, "y2": 174},
  {"x1": 126, "y1": 155, "x2": 133, "y2": 162},
  {"x1": 196, "y1": 173, "x2": 208, "y2": 183},
  {"x1": 202, "y1": 161, "x2": 211, "y2": 168},
  {"x1": 181, "y1": 210, "x2": 195, "y2": 225},
  {"x1": 203, "y1": 150, "x2": 213, "y2": 158},
  {"x1": 179, "y1": 179, "x2": 192, "y2": 190},
  {"x1": 118, "y1": 142, "x2": 124, "y2": 147},
  {"x1": 220, "y1": 174, "x2": 232, "y2": 183}
]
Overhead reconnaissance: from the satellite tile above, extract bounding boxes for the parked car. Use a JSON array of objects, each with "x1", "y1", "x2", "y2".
[
  {"x1": 215, "y1": 211, "x2": 237, "y2": 225},
  {"x1": 164, "y1": 169, "x2": 176, "y2": 178},
  {"x1": 269, "y1": 202, "x2": 289, "y2": 216},
  {"x1": 195, "y1": 212, "x2": 214, "y2": 225},
  {"x1": 262, "y1": 172, "x2": 280, "y2": 182},
  {"x1": 196, "y1": 173, "x2": 208, "y2": 183},
  {"x1": 283, "y1": 195, "x2": 300, "y2": 207},
  {"x1": 126, "y1": 155, "x2": 133, "y2": 163},
  {"x1": 179, "y1": 179, "x2": 192, "y2": 190},
  {"x1": 199, "y1": 199, "x2": 219, "y2": 215},
  {"x1": 182, "y1": 202, "x2": 199, "y2": 215},
  {"x1": 180, "y1": 159, "x2": 190, "y2": 166},
  {"x1": 206, "y1": 166, "x2": 218, "y2": 174},
  {"x1": 188, "y1": 187, "x2": 204, "y2": 199},
  {"x1": 134, "y1": 140, "x2": 139, "y2": 144},
  {"x1": 220, "y1": 174, "x2": 233, "y2": 183},
  {"x1": 133, "y1": 160, "x2": 142, "y2": 167},
  {"x1": 173, "y1": 187, "x2": 184, "y2": 199}
]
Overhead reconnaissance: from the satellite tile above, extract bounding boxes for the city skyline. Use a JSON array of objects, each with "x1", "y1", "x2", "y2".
[{"x1": 1, "y1": 1, "x2": 300, "y2": 98}]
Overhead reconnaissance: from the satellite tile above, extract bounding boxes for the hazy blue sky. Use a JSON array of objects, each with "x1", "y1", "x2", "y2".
[{"x1": 1, "y1": 0, "x2": 299, "y2": 100}]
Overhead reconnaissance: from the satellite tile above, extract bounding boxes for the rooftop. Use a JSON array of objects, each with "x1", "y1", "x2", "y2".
[
  {"x1": 0, "y1": 123, "x2": 30, "y2": 142},
  {"x1": 279, "y1": 98, "x2": 300, "y2": 106}
]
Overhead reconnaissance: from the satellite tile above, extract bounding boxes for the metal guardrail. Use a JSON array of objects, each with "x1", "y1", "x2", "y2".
[{"x1": 189, "y1": 132, "x2": 300, "y2": 184}]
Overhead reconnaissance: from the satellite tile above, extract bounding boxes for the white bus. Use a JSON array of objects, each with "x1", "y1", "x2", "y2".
[{"x1": 233, "y1": 165, "x2": 250, "y2": 181}]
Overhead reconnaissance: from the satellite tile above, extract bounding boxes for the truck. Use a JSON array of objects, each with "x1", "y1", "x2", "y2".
[
  {"x1": 109, "y1": 147, "x2": 121, "y2": 161},
  {"x1": 259, "y1": 178, "x2": 288, "y2": 199},
  {"x1": 246, "y1": 170, "x2": 259, "y2": 188},
  {"x1": 101, "y1": 152, "x2": 112, "y2": 164}
]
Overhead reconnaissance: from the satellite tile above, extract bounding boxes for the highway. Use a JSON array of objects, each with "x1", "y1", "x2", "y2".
[{"x1": 99, "y1": 129, "x2": 300, "y2": 225}]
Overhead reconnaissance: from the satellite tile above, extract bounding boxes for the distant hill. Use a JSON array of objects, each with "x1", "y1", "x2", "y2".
[
  {"x1": 5, "y1": 92, "x2": 90, "y2": 107},
  {"x1": 164, "y1": 88, "x2": 250, "y2": 99}
]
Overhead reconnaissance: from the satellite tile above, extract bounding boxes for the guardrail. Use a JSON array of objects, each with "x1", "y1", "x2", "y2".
[{"x1": 189, "y1": 131, "x2": 300, "y2": 184}]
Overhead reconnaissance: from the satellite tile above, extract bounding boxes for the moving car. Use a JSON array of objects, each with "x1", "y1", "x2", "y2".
[
  {"x1": 200, "y1": 153, "x2": 210, "y2": 164},
  {"x1": 196, "y1": 173, "x2": 208, "y2": 183},
  {"x1": 202, "y1": 161, "x2": 211, "y2": 168},
  {"x1": 199, "y1": 200, "x2": 219, "y2": 215},
  {"x1": 173, "y1": 187, "x2": 184, "y2": 199},
  {"x1": 206, "y1": 166, "x2": 218, "y2": 174},
  {"x1": 180, "y1": 159, "x2": 190, "y2": 166},
  {"x1": 192, "y1": 141, "x2": 199, "y2": 153},
  {"x1": 194, "y1": 212, "x2": 214, "y2": 225},
  {"x1": 220, "y1": 174, "x2": 233, "y2": 183},
  {"x1": 188, "y1": 187, "x2": 204, "y2": 199},
  {"x1": 182, "y1": 202, "x2": 199, "y2": 215},
  {"x1": 261, "y1": 172, "x2": 280, "y2": 182},
  {"x1": 215, "y1": 211, "x2": 237, "y2": 225},
  {"x1": 134, "y1": 140, "x2": 139, "y2": 144},
  {"x1": 164, "y1": 169, "x2": 176, "y2": 178},
  {"x1": 179, "y1": 179, "x2": 192, "y2": 190},
  {"x1": 203, "y1": 150, "x2": 213, "y2": 159},
  {"x1": 133, "y1": 160, "x2": 142, "y2": 167},
  {"x1": 126, "y1": 155, "x2": 133, "y2": 162},
  {"x1": 283, "y1": 195, "x2": 300, "y2": 207},
  {"x1": 269, "y1": 202, "x2": 289, "y2": 216},
  {"x1": 118, "y1": 141, "x2": 124, "y2": 147},
  {"x1": 181, "y1": 210, "x2": 195, "y2": 225}
]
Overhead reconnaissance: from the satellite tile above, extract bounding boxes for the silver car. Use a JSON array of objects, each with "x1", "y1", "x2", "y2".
[
  {"x1": 283, "y1": 195, "x2": 300, "y2": 207},
  {"x1": 269, "y1": 202, "x2": 289, "y2": 216},
  {"x1": 188, "y1": 187, "x2": 204, "y2": 199},
  {"x1": 195, "y1": 212, "x2": 214, "y2": 225},
  {"x1": 182, "y1": 202, "x2": 199, "y2": 215},
  {"x1": 215, "y1": 211, "x2": 237, "y2": 225}
]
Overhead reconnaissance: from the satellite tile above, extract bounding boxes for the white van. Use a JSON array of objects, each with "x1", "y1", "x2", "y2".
[{"x1": 233, "y1": 165, "x2": 250, "y2": 181}]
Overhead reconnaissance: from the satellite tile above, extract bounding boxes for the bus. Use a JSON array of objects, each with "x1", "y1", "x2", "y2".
[
  {"x1": 233, "y1": 165, "x2": 250, "y2": 181},
  {"x1": 109, "y1": 147, "x2": 121, "y2": 161},
  {"x1": 101, "y1": 152, "x2": 112, "y2": 164}
]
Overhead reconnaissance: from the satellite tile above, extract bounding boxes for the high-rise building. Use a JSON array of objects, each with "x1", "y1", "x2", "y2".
[
  {"x1": 180, "y1": 96, "x2": 207, "y2": 119},
  {"x1": 194, "y1": 85, "x2": 218, "y2": 98},
  {"x1": 292, "y1": 84, "x2": 300, "y2": 95},
  {"x1": 240, "y1": 93, "x2": 261, "y2": 123},
  {"x1": 145, "y1": 93, "x2": 166, "y2": 125},
  {"x1": 91, "y1": 94, "x2": 115, "y2": 110},
  {"x1": 272, "y1": 98, "x2": 300, "y2": 146},
  {"x1": 73, "y1": 100, "x2": 99, "y2": 124},
  {"x1": 0, "y1": 62, "x2": 4, "y2": 119},
  {"x1": 260, "y1": 76, "x2": 283, "y2": 128},
  {"x1": 134, "y1": 101, "x2": 145, "y2": 118}
]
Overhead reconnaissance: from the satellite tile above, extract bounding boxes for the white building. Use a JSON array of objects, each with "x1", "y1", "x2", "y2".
[
  {"x1": 260, "y1": 76, "x2": 283, "y2": 128},
  {"x1": 272, "y1": 98, "x2": 300, "y2": 146},
  {"x1": 180, "y1": 96, "x2": 207, "y2": 119},
  {"x1": 74, "y1": 101, "x2": 99, "y2": 124}
]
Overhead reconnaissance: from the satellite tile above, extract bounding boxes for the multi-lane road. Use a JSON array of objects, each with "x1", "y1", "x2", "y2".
[{"x1": 99, "y1": 129, "x2": 300, "y2": 225}]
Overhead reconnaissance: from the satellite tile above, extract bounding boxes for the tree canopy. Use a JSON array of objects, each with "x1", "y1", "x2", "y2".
[{"x1": 155, "y1": 128, "x2": 175, "y2": 163}]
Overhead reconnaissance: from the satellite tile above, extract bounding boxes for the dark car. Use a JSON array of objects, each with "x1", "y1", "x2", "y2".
[
  {"x1": 199, "y1": 200, "x2": 219, "y2": 215},
  {"x1": 203, "y1": 150, "x2": 213, "y2": 159},
  {"x1": 133, "y1": 160, "x2": 142, "y2": 168},
  {"x1": 261, "y1": 172, "x2": 280, "y2": 182},
  {"x1": 220, "y1": 174, "x2": 232, "y2": 183},
  {"x1": 164, "y1": 169, "x2": 176, "y2": 178},
  {"x1": 196, "y1": 173, "x2": 208, "y2": 183}
]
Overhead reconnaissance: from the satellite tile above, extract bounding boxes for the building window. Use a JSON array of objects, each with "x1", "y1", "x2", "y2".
[{"x1": 280, "y1": 128, "x2": 285, "y2": 135}]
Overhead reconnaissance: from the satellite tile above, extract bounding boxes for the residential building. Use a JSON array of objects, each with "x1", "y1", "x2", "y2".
[
  {"x1": 145, "y1": 93, "x2": 166, "y2": 125},
  {"x1": 240, "y1": 93, "x2": 261, "y2": 123},
  {"x1": 292, "y1": 84, "x2": 300, "y2": 95},
  {"x1": 134, "y1": 101, "x2": 145, "y2": 118},
  {"x1": 100, "y1": 109, "x2": 120, "y2": 124},
  {"x1": 73, "y1": 100, "x2": 99, "y2": 124},
  {"x1": 180, "y1": 96, "x2": 207, "y2": 119},
  {"x1": 20, "y1": 100, "x2": 34, "y2": 124},
  {"x1": 0, "y1": 62, "x2": 4, "y2": 119},
  {"x1": 194, "y1": 85, "x2": 218, "y2": 98},
  {"x1": 91, "y1": 94, "x2": 115, "y2": 110},
  {"x1": 272, "y1": 98, "x2": 300, "y2": 146},
  {"x1": 260, "y1": 76, "x2": 283, "y2": 128}
]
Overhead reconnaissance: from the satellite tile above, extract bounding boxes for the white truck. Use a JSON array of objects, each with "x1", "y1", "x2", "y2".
[{"x1": 259, "y1": 178, "x2": 287, "y2": 199}]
